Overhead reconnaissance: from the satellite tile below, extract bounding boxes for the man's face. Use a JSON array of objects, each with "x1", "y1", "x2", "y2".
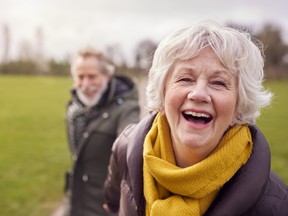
[{"x1": 73, "y1": 56, "x2": 110, "y2": 106}]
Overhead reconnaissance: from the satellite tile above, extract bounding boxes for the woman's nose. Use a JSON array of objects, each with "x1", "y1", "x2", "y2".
[{"x1": 187, "y1": 81, "x2": 211, "y2": 103}]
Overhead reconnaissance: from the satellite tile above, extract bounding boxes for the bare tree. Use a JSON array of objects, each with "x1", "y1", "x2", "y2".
[
  {"x1": 255, "y1": 23, "x2": 288, "y2": 78},
  {"x1": 256, "y1": 23, "x2": 287, "y2": 66},
  {"x1": 35, "y1": 26, "x2": 49, "y2": 73},
  {"x1": 134, "y1": 39, "x2": 157, "y2": 72},
  {"x1": 35, "y1": 26, "x2": 44, "y2": 60},
  {"x1": 106, "y1": 44, "x2": 127, "y2": 68},
  {"x1": 18, "y1": 39, "x2": 34, "y2": 61},
  {"x1": 2, "y1": 23, "x2": 10, "y2": 63}
]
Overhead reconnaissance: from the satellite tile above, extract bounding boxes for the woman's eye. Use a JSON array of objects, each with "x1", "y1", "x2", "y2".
[
  {"x1": 212, "y1": 81, "x2": 227, "y2": 87},
  {"x1": 178, "y1": 78, "x2": 193, "y2": 82}
]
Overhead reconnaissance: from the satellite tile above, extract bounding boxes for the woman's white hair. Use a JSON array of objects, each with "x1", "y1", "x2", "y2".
[{"x1": 146, "y1": 20, "x2": 273, "y2": 124}]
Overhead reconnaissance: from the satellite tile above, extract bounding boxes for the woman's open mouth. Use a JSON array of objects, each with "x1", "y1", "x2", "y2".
[{"x1": 182, "y1": 111, "x2": 213, "y2": 124}]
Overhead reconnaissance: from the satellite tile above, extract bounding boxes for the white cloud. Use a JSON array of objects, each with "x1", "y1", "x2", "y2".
[{"x1": 1, "y1": 0, "x2": 288, "y2": 60}]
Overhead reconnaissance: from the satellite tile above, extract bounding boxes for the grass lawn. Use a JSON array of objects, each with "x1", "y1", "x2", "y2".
[
  {"x1": 257, "y1": 80, "x2": 288, "y2": 183},
  {"x1": 0, "y1": 75, "x2": 72, "y2": 216},
  {"x1": 0, "y1": 75, "x2": 287, "y2": 216}
]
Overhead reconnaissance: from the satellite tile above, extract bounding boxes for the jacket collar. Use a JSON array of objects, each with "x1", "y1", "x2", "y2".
[{"x1": 127, "y1": 113, "x2": 156, "y2": 213}]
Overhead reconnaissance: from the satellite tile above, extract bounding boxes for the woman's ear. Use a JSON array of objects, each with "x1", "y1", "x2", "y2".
[
  {"x1": 159, "y1": 103, "x2": 165, "y2": 114},
  {"x1": 230, "y1": 112, "x2": 239, "y2": 126}
]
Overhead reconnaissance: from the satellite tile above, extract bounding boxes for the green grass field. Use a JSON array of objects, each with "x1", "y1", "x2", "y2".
[
  {"x1": 0, "y1": 75, "x2": 72, "y2": 216},
  {"x1": 256, "y1": 80, "x2": 288, "y2": 182},
  {"x1": 0, "y1": 75, "x2": 287, "y2": 216}
]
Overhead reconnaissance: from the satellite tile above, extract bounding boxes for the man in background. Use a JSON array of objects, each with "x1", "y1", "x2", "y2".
[{"x1": 64, "y1": 46, "x2": 140, "y2": 216}]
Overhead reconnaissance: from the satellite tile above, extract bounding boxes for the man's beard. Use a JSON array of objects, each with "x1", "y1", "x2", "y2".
[{"x1": 76, "y1": 82, "x2": 108, "y2": 108}]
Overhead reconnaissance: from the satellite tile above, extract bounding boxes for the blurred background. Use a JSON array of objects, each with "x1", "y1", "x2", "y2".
[{"x1": 1, "y1": 0, "x2": 288, "y2": 215}]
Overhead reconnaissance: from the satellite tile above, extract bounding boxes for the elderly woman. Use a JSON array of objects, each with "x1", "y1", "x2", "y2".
[{"x1": 104, "y1": 21, "x2": 288, "y2": 216}]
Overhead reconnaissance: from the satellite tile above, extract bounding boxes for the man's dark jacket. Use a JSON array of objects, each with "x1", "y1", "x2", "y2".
[
  {"x1": 104, "y1": 113, "x2": 288, "y2": 216},
  {"x1": 66, "y1": 75, "x2": 140, "y2": 216}
]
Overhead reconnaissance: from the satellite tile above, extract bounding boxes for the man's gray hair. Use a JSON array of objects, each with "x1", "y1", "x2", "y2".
[{"x1": 71, "y1": 46, "x2": 115, "y2": 77}]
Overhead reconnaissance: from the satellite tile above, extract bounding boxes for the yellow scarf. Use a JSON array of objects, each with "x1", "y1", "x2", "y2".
[{"x1": 143, "y1": 113, "x2": 253, "y2": 216}]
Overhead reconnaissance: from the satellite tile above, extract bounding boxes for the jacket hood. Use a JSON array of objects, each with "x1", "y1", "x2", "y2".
[{"x1": 106, "y1": 75, "x2": 138, "y2": 104}]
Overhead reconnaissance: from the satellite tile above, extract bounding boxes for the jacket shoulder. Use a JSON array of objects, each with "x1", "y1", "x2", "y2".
[
  {"x1": 112, "y1": 113, "x2": 156, "y2": 156},
  {"x1": 112, "y1": 124, "x2": 137, "y2": 153},
  {"x1": 246, "y1": 172, "x2": 288, "y2": 215},
  {"x1": 262, "y1": 172, "x2": 288, "y2": 215}
]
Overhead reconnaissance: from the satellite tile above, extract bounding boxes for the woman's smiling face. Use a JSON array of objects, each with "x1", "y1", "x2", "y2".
[{"x1": 163, "y1": 46, "x2": 238, "y2": 166}]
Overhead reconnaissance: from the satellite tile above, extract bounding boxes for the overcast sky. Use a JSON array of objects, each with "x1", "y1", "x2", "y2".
[{"x1": 1, "y1": 0, "x2": 288, "y2": 62}]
